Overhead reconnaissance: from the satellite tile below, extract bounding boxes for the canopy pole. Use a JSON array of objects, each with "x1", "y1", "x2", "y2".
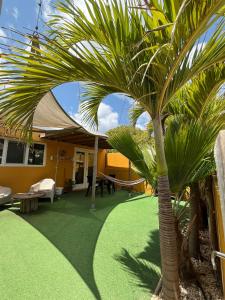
[
  {"x1": 128, "y1": 160, "x2": 132, "y2": 197},
  {"x1": 91, "y1": 136, "x2": 99, "y2": 209},
  {"x1": 54, "y1": 141, "x2": 59, "y2": 185}
]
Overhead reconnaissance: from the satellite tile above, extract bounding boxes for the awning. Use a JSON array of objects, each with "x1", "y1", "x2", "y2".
[
  {"x1": 40, "y1": 127, "x2": 111, "y2": 149},
  {"x1": 35, "y1": 92, "x2": 112, "y2": 149},
  {"x1": 33, "y1": 92, "x2": 80, "y2": 129}
]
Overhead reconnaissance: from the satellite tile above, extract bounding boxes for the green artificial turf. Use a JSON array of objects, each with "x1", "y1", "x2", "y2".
[{"x1": 0, "y1": 190, "x2": 160, "y2": 300}]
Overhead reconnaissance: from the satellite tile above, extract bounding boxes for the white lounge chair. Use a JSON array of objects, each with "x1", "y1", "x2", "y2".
[
  {"x1": 0, "y1": 186, "x2": 12, "y2": 205},
  {"x1": 29, "y1": 178, "x2": 55, "y2": 204}
]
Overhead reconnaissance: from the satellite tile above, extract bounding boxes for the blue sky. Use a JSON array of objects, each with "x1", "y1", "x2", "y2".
[{"x1": 0, "y1": 0, "x2": 150, "y2": 132}]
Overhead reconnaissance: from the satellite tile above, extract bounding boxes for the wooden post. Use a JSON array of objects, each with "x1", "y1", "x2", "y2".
[
  {"x1": 91, "y1": 136, "x2": 99, "y2": 209},
  {"x1": 128, "y1": 160, "x2": 132, "y2": 197},
  {"x1": 54, "y1": 142, "x2": 59, "y2": 186}
]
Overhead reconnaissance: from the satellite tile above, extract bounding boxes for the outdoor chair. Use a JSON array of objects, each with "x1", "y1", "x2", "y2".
[
  {"x1": 0, "y1": 186, "x2": 12, "y2": 205},
  {"x1": 86, "y1": 175, "x2": 116, "y2": 197},
  {"x1": 86, "y1": 175, "x2": 103, "y2": 197},
  {"x1": 29, "y1": 178, "x2": 55, "y2": 203}
]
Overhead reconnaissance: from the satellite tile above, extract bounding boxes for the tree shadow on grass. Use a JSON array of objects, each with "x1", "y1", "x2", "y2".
[
  {"x1": 15, "y1": 190, "x2": 130, "y2": 300},
  {"x1": 115, "y1": 230, "x2": 161, "y2": 293}
]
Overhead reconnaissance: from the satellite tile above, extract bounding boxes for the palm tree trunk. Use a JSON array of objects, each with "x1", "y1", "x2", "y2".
[
  {"x1": 152, "y1": 117, "x2": 180, "y2": 300},
  {"x1": 189, "y1": 182, "x2": 200, "y2": 259}
]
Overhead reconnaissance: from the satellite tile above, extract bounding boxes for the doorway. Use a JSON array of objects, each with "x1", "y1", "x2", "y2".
[{"x1": 73, "y1": 148, "x2": 94, "y2": 190}]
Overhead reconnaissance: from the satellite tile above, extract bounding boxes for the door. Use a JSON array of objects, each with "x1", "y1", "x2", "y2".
[
  {"x1": 73, "y1": 149, "x2": 94, "y2": 190},
  {"x1": 74, "y1": 150, "x2": 86, "y2": 189}
]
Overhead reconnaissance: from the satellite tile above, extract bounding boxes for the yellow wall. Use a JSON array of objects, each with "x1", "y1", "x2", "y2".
[
  {"x1": 0, "y1": 131, "x2": 106, "y2": 193},
  {"x1": 0, "y1": 130, "x2": 150, "y2": 195},
  {"x1": 212, "y1": 176, "x2": 225, "y2": 290},
  {"x1": 107, "y1": 152, "x2": 130, "y2": 168}
]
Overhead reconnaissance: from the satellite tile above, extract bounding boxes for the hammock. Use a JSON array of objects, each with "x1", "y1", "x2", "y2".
[{"x1": 99, "y1": 172, "x2": 146, "y2": 187}]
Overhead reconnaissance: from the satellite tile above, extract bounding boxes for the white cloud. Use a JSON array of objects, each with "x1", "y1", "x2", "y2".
[
  {"x1": 57, "y1": 0, "x2": 113, "y2": 24},
  {"x1": 97, "y1": 103, "x2": 119, "y2": 132},
  {"x1": 12, "y1": 6, "x2": 19, "y2": 20},
  {"x1": 55, "y1": 0, "x2": 91, "y2": 29},
  {"x1": 72, "y1": 103, "x2": 119, "y2": 133},
  {"x1": 43, "y1": 0, "x2": 90, "y2": 23},
  {"x1": 136, "y1": 112, "x2": 150, "y2": 130},
  {"x1": 41, "y1": 0, "x2": 55, "y2": 21},
  {"x1": 72, "y1": 0, "x2": 91, "y2": 20}
]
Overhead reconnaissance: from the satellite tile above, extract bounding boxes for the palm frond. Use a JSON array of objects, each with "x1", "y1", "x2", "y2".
[
  {"x1": 79, "y1": 84, "x2": 122, "y2": 129},
  {"x1": 0, "y1": 0, "x2": 224, "y2": 136},
  {"x1": 129, "y1": 104, "x2": 146, "y2": 126},
  {"x1": 137, "y1": 0, "x2": 225, "y2": 114},
  {"x1": 166, "y1": 63, "x2": 225, "y2": 120},
  {"x1": 167, "y1": 21, "x2": 225, "y2": 103},
  {"x1": 192, "y1": 153, "x2": 216, "y2": 182},
  {"x1": 165, "y1": 117, "x2": 223, "y2": 193},
  {"x1": 108, "y1": 127, "x2": 156, "y2": 186}
]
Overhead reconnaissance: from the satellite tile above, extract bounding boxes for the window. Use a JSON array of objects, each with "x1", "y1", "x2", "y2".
[
  {"x1": 0, "y1": 138, "x2": 46, "y2": 166},
  {"x1": 0, "y1": 139, "x2": 4, "y2": 164},
  {"x1": 6, "y1": 141, "x2": 26, "y2": 164},
  {"x1": 28, "y1": 143, "x2": 45, "y2": 165}
]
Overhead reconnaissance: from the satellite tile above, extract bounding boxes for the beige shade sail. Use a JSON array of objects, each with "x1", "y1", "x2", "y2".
[
  {"x1": 33, "y1": 91, "x2": 111, "y2": 149},
  {"x1": 33, "y1": 92, "x2": 80, "y2": 129},
  {"x1": 0, "y1": 90, "x2": 110, "y2": 148}
]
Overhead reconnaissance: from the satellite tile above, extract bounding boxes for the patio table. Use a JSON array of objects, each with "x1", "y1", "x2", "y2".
[{"x1": 12, "y1": 192, "x2": 45, "y2": 214}]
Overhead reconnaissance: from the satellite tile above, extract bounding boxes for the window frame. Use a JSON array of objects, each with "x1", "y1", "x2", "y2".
[
  {"x1": 0, "y1": 138, "x2": 5, "y2": 165},
  {"x1": 27, "y1": 142, "x2": 46, "y2": 166},
  {"x1": 0, "y1": 137, "x2": 47, "y2": 167}
]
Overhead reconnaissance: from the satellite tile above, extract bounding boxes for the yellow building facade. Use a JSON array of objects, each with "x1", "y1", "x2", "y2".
[
  {"x1": 0, "y1": 130, "x2": 106, "y2": 193},
  {"x1": 0, "y1": 130, "x2": 149, "y2": 194}
]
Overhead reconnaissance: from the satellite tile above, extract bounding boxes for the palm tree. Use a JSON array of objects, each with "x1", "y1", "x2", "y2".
[
  {"x1": 108, "y1": 80, "x2": 225, "y2": 277},
  {"x1": 0, "y1": 1, "x2": 225, "y2": 298},
  {"x1": 130, "y1": 65, "x2": 225, "y2": 259},
  {"x1": 166, "y1": 65, "x2": 225, "y2": 260}
]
